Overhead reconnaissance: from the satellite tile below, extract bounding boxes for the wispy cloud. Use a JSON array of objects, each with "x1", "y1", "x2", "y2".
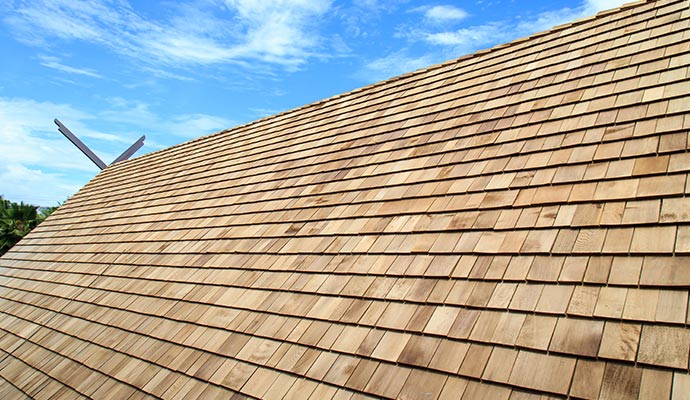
[
  {"x1": 168, "y1": 114, "x2": 233, "y2": 138},
  {"x1": 0, "y1": 98, "x2": 97, "y2": 168},
  {"x1": 0, "y1": 97, "x2": 104, "y2": 205},
  {"x1": 250, "y1": 107, "x2": 284, "y2": 119},
  {"x1": 399, "y1": 6, "x2": 585, "y2": 54},
  {"x1": 0, "y1": 164, "x2": 79, "y2": 207},
  {"x1": 351, "y1": 0, "x2": 404, "y2": 14},
  {"x1": 416, "y1": 0, "x2": 628, "y2": 50},
  {"x1": 412, "y1": 5, "x2": 469, "y2": 24},
  {"x1": 360, "y1": 49, "x2": 436, "y2": 82},
  {"x1": 100, "y1": 97, "x2": 234, "y2": 138},
  {"x1": 420, "y1": 22, "x2": 502, "y2": 49},
  {"x1": 337, "y1": 0, "x2": 404, "y2": 39},
  {"x1": 363, "y1": 0, "x2": 626, "y2": 82},
  {"x1": 3, "y1": 0, "x2": 335, "y2": 73},
  {"x1": 223, "y1": 0, "x2": 333, "y2": 68},
  {"x1": 585, "y1": 0, "x2": 627, "y2": 12},
  {"x1": 0, "y1": 95, "x2": 235, "y2": 205},
  {"x1": 38, "y1": 55, "x2": 102, "y2": 78}
]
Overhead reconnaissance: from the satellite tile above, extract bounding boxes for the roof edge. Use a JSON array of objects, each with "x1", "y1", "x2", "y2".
[{"x1": 107, "y1": 0, "x2": 653, "y2": 171}]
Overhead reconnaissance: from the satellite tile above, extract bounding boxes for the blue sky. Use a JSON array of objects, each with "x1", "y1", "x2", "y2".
[{"x1": 0, "y1": 0, "x2": 625, "y2": 206}]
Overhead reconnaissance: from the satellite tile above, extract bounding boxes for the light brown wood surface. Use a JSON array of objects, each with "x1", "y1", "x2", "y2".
[{"x1": 1, "y1": 0, "x2": 690, "y2": 398}]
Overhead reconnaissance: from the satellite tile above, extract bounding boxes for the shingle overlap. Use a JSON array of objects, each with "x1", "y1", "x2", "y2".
[{"x1": 2, "y1": 0, "x2": 690, "y2": 398}]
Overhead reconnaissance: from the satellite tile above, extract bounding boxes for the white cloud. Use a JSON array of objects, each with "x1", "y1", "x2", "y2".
[
  {"x1": 514, "y1": 7, "x2": 586, "y2": 34},
  {"x1": 0, "y1": 97, "x2": 133, "y2": 165},
  {"x1": 329, "y1": 34, "x2": 352, "y2": 56},
  {"x1": 353, "y1": 0, "x2": 383, "y2": 11},
  {"x1": 5, "y1": 96, "x2": 228, "y2": 166},
  {"x1": 423, "y1": 22, "x2": 502, "y2": 49},
  {"x1": 223, "y1": 0, "x2": 332, "y2": 67},
  {"x1": 139, "y1": 67, "x2": 196, "y2": 82},
  {"x1": 394, "y1": 0, "x2": 627, "y2": 61},
  {"x1": 337, "y1": 0, "x2": 405, "y2": 39},
  {"x1": 3, "y1": 0, "x2": 335, "y2": 73},
  {"x1": 0, "y1": 96, "x2": 234, "y2": 205},
  {"x1": 99, "y1": 97, "x2": 234, "y2": 138},
  {"x1": 0, "y1": 164, "x2": 80, "y2": 207},
  {"x1": 362, "y1": 0, "x2": 627, "y2": 83},
  {"x1": 361, "y1": 49, "x2": 436, "y2": 82},
  {"x1": 0, "y1": 98, "x2": 104, "y2": 205},
  {"x1": 168, "y1": 114, "x2": 233, "y2": 138},
  {"x1": 585, "y1": 0, "x2": 627, "y2": 12},
  {"x1": 352, "y1": 0, "x2": 403, "y2": 13},
  {"x1": 250, "y1": 107, "x2": 284, "y2": 118},
  {"x1": 402, "y1": 8, "x2": 580, "y2": 53},
  {"x1": 423, "y1": 5, "x2": 469, "y2": 23},
  {"x1": 38, "y1": 55, "x2": 102, "y2": 78}
]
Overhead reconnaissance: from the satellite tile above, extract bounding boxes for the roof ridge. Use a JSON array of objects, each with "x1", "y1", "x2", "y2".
[
  {"x1": 105, "y1": 0, "x2": 655, "y2": 171},
  {"x1": 75, "y1": 0, "x2": 684, "y2": 206}
]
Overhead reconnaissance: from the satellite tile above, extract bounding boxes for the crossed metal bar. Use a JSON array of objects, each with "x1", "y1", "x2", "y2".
[{"x1": 54, "y1": 118, "x2": 145, "y2": 171}]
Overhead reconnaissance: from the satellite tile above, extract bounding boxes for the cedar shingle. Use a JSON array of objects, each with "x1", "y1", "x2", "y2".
[
  {"x1": 598, "y1": 322, "x2": 641, "y2": 362},
  {"x1": 549, "y1": 317, "x2": 604, "y2": 357},
  {"x1": 508, "y1": 351, "x2": 576, "y2": 395},
  {"x1": 2, "y1": 1, "x2": 690, "y2": 398},
  {"x1": 638, "y1": 325, "x2": 690, "y2": 369},
  {"x1": 570, "y1": 359, "x2": 605, "y2": 399},
  {"x1": 598, "y1": 363, "x2": 642, "y2": 400},
  {"x1": 515, "y1": 315, "x2": 556, "y2": 351},
  {"x1": 638, "y1": 368, "x2": 673, "y2": 400}
]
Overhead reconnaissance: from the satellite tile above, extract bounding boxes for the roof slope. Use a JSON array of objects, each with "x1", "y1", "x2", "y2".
[{"x1": 3, "y1": 0, "x2": 690, "y2": 398}]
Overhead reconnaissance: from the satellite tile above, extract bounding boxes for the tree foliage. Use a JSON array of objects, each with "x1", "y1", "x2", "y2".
[{"x1": 0, "y1": 195, "x2": 58, "y2": 256}]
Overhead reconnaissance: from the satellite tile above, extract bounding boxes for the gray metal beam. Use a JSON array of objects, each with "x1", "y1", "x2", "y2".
[
  {"x1": 55, "y1": 119, "x2": 146, "y2": 170},
  {"x1": 112, "y1": 135, "x2": 146, "y2": 164},
  {"x1": 54, "y1": 119, "x2": 107, "y2": 170}
]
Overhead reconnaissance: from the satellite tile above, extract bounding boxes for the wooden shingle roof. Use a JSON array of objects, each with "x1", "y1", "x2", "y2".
[{"x1": 2, "y1": 0, "x2": 690, "y2": 398}]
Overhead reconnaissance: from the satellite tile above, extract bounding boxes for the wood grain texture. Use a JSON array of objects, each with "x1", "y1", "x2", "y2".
[{"x1": 2, "y1": 0, "x2": 690, "y2": 398}]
